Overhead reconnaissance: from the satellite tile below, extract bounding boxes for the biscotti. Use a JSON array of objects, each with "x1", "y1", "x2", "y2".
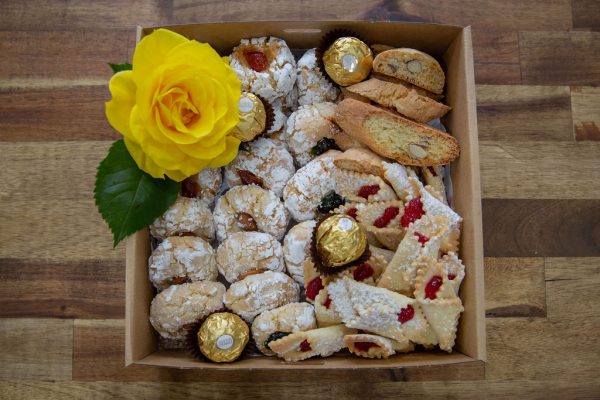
[
  {"x1": 334, "y1": 98, "x2": 459, "y2": 166},
  {"x1": 373, "y1": 48, "x2": 445, "y2": 95},
  {"x1": 345, "y1": 77, "x2": 450, "y2": 123}
]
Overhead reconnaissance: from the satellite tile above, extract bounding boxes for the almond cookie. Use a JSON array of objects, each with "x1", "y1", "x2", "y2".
[
  {"x1": 223, "y1": 138, "x2": 295, "y2": 197},
  {"x1": 149, "y1": 281, "x2": 225, "y2": 340},
  {"x1": 213, "y1": 185, "x2": 290, "y2": 242},
  {"x1": 344, "y1": 333, "x2": 412, "y2": 359},
  {"x1": 334, "y1": 98, "x2": 460, "y2": 166},
  {"x1": 332, "y1": 148, "x2": 385, "y2": 178},
  {"x1": 297, "y1": 48, "x2": 340, "y2": 106},
  {"x1": 345, "y1": 77, "x2": 450, "y2": 123},
  {"x1": 251, "y1": 302, "x2": 317, "y2": 356},
  {"x1": 332, "y1": 168, "x2": 397, "y2": 203},
  {"x1": 150, "y1": 196, "x2": 215, "y2": 241},
  {"x1": 223, "y1": 271, "x2": 300, "y2": 323},
  {"x1": 229, "y1": 36, "x2": 296, "y2": 103},
  {"x1": 283, "y1": 220, "x2": 317, "y2": 284},
  {"x1": 313, "y1": 286, "x2": 342, "y2": 327},
  {"x1": 216, "y1": 231, "x2": 285, "y2": 283},
  {"x1": 268, "y1": 324, "x2": 356, "y2": 362},
  {"x1": 373, "y1": 48, "x2": 445, "y2": 95},
  {"x1": 180, "y1": 167, "x2": 223, "y2": 206},
  {"x1": 149, "y1": 236, "x2": 218, "y2": 291},
  {"x1": 285, "y1": 102, "x2": 363, "y2": 166}
]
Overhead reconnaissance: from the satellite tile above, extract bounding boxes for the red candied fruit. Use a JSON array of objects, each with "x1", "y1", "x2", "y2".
[
  {"x1": 354, "y1": 342, "x2": 380, "y2": 352},
  {"x1": 397, "y1": 304, "x2": 414, "y2": 324},
  {"x1": 373, "y1": 206, "x2": 400, "y2": 228},
  {"x1": 180, "y1": 177, "x2": 200, "y2": 198},
  {"x1": 323, "y1": 295, "x2": 332, "y2": 309},
  {"x1": 425, "y1": 276, "x2": 443, "y2": 300},
  {"x1": 353, "y1": 263, "x2": 374, "y2": 282},
  {"x1": 244, "y1": 51, "x2": 269, "y2": 72},
  {"x1": 299, "y1": 339, "x2": 312, "y2": 352},
  {"x1": 346, "y1": 208, "x2": 358, "y2": 219},
  {"x1": 448, "y1": 274, "x2": 456, "y2": 280},
  {"x1": 305, "y1": 276, "x2": 324, "y2": 301},
  {"x1": 358, "y1": 184, "x2": 380, "y2": 199},
  {"x1": 400, "y1": 198, "x2": 425, "y2": 227},
  {"x1": 414, "y1": 232, "x2": 430, "y2": 246}
]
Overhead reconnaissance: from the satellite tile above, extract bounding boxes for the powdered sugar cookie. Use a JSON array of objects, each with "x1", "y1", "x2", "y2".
[
  {"x1": 313, "y1": 286, "x2": 342, "y2": 327},
  {"x1": 282, "y1": 84, "x2": 299, "y2": 113},
  {"x1": 213, "y1": 185, "x2": 289, "y2": 242},
  {"x1": 149, "y1": 236, "x2": 218, "y2": 291},
  {"x1": 229, "y1": 37, "x2": 296, "y2": 103},
  {"x1": 149, "y1": 281, "x2": 225, "y2": 340},
  {"x1": 357, "y1": 200, "x2": 405, "y2": 250},
  {"x1": 268, "y1": 99, "x2": 287, "y2": 134},
  {"x1": 297, "y1": 48, "x2": 340, "y2": 106},
  {"x1": 180, "y1": 168, "x2": 223, "y2": 206},
  {"x1": 223, "y1": 271, "x2": 300, "y2": 323},
  {"x1": 268, "y1": 324, "x2": 356, "y2": 361},
  {"x1": 283, "y1": 220, "x2": 317, "y2": 284},
  {"x1": 333, "y1": 254, "x2": 388, "y2": 286},
  {"x1": 382, "y1": 161, "x2": 418, "y2": 201},
  {"x1": 333, "y1": 169, "x2": 397, "y2": 203},
  {"x1": 150, "y1": 196, "x2": 215, "y2": 241},
  {"x1": 216, "y1": 231, "x2": 285, "y2": 283},
  {"x1": 251, "y1": 302, "x2": 317, "y2": 356},
  {"x1": 224, "y1": 138, "x2": 295, "y2": 197}
]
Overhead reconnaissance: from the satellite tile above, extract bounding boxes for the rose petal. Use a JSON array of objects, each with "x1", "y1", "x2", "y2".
[
  {"x1": 208, "y1": 136, "x2": 241, "y2": 168},
  {"x1": 105, "y1": 70, "x2": 136, "y2": 137},
  {"x1": 132, "y1": 29, "x2": 188, "y2": 87}
]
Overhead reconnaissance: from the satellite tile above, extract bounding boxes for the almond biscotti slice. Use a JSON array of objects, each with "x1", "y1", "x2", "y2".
[
  {"x1": 345, "y1": 78, "x2": 450, "y2": 123},
  {"x1": 373, "y1": 48, "x2": 445, "y2": 95},
  {"x1": 334, "y1": 99, "x2": 459, "y2": 166},
  {"x1": 268, "y1": 324, "x2": 356, "y2": 361}
]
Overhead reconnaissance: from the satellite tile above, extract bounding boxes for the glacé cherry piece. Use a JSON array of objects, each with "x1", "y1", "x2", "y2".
[
  {"x1": 181, "y1": 177, "x2": 200, "y2": 198},
  {"x1": 299, "y1": 339, "x2": 312, "y2": 352},
  {"x1": 244, "y1": 51, "x2": 269, "y2": 72},
  {"x1": 323, "y1": 295, "x2": 332, "y2": 309},
  {"x1": 354, "y1": 342, "x2": 380, "y2": 352},
  {"x1": 400, "y1": 198, "x2": 425, "y2": 227},
  {"x1": 353, "y1": 263, "x2": 374, "y2": 282},
  {"x1": 373, "y1": 206, "x2": 400, "y2": 228},
  {"x1": 448, "y1": 273, "x2": 456, "y2": 280},
  {"x1": 305, "y1": 276, "x2": 324, "y2": 301},
  {"x1": 414, "y1": 232, "x2": 429, "y2": 246},
  {"x1": 346, "y1": 208, "x2": 358, "y2": 219},
  {"x1": 357, "y1": 184, "x2": 380, "y2": 199},
  {"x1": 425, "y1": 276, "x2": 443, "y2": 300},
  {"x1": 397, "y1": 304, "x2": 414, "y2": 323}
]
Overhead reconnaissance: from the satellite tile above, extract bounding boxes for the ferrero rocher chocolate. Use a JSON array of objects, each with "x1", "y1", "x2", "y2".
[
  {"x1": 316, "y1": 214, "x2": 367, "y2": 267},
  {"x1": 231, "y1": 92, "x2": 267, "y2": 142},
  {"x1": 323, "y1": 37, "x2": 373, "y2": 86},
  {"x1": 197, "y1": 312, "x2": 249, "y2": 362}
]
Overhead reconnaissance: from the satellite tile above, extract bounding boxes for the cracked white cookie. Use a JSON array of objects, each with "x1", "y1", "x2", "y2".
[
  {"x1": 268, "y1": 324, "x2": 356, "y2": 361},
  {"x1": 283, "y1": 220, "x2": 317, "y2": 284},
  {"x1": 296, "y1": 48, "x2": 340, "y2": 106},
  {"x1": 181, "y1": 167, "x2": 223, "y2": 206},
  {"x1": 150, "y1": 196, "x2": 215, "y2": 241}
]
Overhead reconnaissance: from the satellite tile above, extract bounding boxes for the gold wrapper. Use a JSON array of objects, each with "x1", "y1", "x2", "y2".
[
  {"x1": 323, "y1": 37, "x2": 373, "y2": 86},
  {"x1": 316, "y1": 214, "x2": 367, "y2": 267},
  {"x1": 197, "y1": 312, "x2": 249, "y2": 362},
  {"x1": 231, "y1": 92, "x2": 267, "y2": 142}
]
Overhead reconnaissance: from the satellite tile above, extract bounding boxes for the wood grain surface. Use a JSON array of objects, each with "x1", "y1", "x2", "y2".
[{"x1": 1, "y1": 0, "x2": 599, "y2": 399}]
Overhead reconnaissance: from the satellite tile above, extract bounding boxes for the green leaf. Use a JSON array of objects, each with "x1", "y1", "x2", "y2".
[
  {"x1": 108, "y1": 62, "x2": 132, "y2": 73},
  {"x1": 94, "y1": 140, "x2": 180, "y2": 246}
]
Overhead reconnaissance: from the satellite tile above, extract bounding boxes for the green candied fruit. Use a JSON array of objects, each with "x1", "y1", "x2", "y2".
[
  {"x1": 318, "y1": 191, "x2": 346, "y2": 214},
  {"x1": 264, "y1": 331, "x2": 291, "y2": 349},
  {"x1": 310, "y1": 137, "x2": 340, "y2": 156}
]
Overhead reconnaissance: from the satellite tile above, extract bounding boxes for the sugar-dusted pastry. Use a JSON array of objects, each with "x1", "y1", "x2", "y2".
[
  {"x1": 313, "y1": 286, "x2": 342, "y2": 327},
  {"x1": 180, "y1": 167, "x2": 223, "y2": 206},
  {"x1": 441, "y1": 252, "x2": 465, "y2": 295},
  {"x1": 413, "y1": 255, "x2": 464, "y2": 351},
  {"x1": 285, "y1": 102, "x2": 363, "y2": 166},
  {"x1": 283, "y1": 153, "x2": 338, "y2": 221},
  {"x1": 356, "y1": 200, "x2": 405, "y2": 250},
  {"x1": 373, "y1": 48, "x2": 445, "y2": 95},
  {"x1": 345, "y1": 77, "x2": 450, "y2": 123},
  {"x1": 268, "y1": 99, "x2": 287, "y2": 134},
  {"x1": 327, "y1": 277, "x2": 437, "y2": 345},
  {"x1": 223, "y1": 138, "x2": 295, "y2": 197},
  {"x1": 382, "y1": 161, "x2": 418, "y2": 201},
  {"x1": 420, "y1": 166, "x2": 447, "y2": 204},
  {"x1": 251, "y1": 302, "x2": 317, "y2": 356},
  {"x1": 213, "y1": 185, "x2": 290, "y2": 242},
  {"x1": 229, "y1": 36, "x2": 296, "y2": 103},
  {"x1": 333, "y1": 254, "x2": 388, "y2": 286},
  {"x1": 344, "y1": 333, "x2": 413, "y2": 359},
  {"x1": 377, "y1": 214, "x2": 448, "y2": 296},
  {"x1": 332, "y1": 148, "x2": 385, "y2": 178},
  {"x1": 297, "y1": 48, "x2": 340, "y2": 106},
  {"x1": 369, "y1": 245, "x2": 395, "y2": 264},
  {"x1": 334, "y1": 98, "x2": 460, "y2": 166},
  {"x1": 283, "y1": 220, "x2": 317, "y2": 284},
  {"x1": 282, "y1": 84, "x2": 299, "y2": 114},
  {"x1": 223, "y1": 271, "x2": 299, "y2": 323},
  {"x1": 268, "y1": 324, "x2": 357, "y2": 361},
  {"x1": 149, "y1": 236, "x2": 218, "y2": 291},
  {"x1": 149, "y1": 281, "x2": 225, "y2": 340},
  {"x1": 216, "y1": 231, "x2": 285, "y2": 283},
  {"x1": 150, "y1": 196, "x2": 215, "y2": 241},
  {"x1": 332, "y1": 168, "x2": 397, "y2": 203}
]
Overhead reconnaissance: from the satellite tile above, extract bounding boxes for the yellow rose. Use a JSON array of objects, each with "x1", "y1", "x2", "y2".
[{"x1": 105, "y1": 29, "x2": 241, "y2": 181}]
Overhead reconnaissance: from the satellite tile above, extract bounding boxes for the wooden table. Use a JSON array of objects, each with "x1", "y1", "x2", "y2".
[{"x1": 1, "y1": 1, "x2": 599, "y2": 398}]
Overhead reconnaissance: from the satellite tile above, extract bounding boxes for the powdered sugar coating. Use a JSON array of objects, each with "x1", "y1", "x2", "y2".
[
  {"x1": 216, "y1": 231, "x2": 285, "y2": 283},
  {"x1": 148, "y1": 236, "x2": 218, "y2": 291},
  {"x1": 283, "y1": 220, "x2": 317, "y2": 284},
  {"x1": 189, "y1": 167, "x2": 222, "y2": 206},
  {"x1": 150, "y1": 196, "x2": 215, "y2": 241},
  {"x1": 229, "y1": 37, "x2": 296, "y2": 103},
  {"x1": 224, "y1": 271, "x2": 300, "y2": 322},
  {"x1": 297, "y1": 48, "x2": 340, "y2": 106},
  {"x1": 268, "y1": 99, "x2": 287, "y2": 134},
  {"x1": 223, "y1": 138, "x2": 295, "y2": 197},
  {"x1": 213, "y1": 185, "x2": 290, "y2": 242}
]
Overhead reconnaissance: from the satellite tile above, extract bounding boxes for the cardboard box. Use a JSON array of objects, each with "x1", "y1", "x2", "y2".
[{"x1": 125, "y1": 21, "x2": 485, "y2": 370}]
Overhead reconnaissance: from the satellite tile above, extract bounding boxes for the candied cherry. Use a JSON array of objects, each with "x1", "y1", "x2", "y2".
[
  {"x1": 353, "y1": 263, "x2": 374, "y2": 282},
  {"x1": 414, "y1": 232, "x2": 430, "y2": 246},
  {"x1": 244, "y1": 50, "x2": 269, "y2": 72},
  {"x1": 358, "y1": 184, "x2": 380, "y2": 199},
  {"x1": 400, "y1": 198, "x2": 425, "y2": 227},
  {"x1": 397, "y1": 304, "x2": 415, "y2": 324},
  {"x1": 323, "y1": 295, "x2": 332, "y2": 309},
  {"x1": 448, "y1": 273, "x2": 456, "y2": 280},
  {"x1": 346, "y1": 208, "x2": 358, "y2": 219},
  {"x1": 299, "y1": 339, "x2": 312, "y2": 352},
  {"x1": 354, "y1": 342, "x2": 380, "y2": 352},
  {"x1": 373, "y1": 206, "x2": 400, "y2": 228},
  {"x1": 181, "y1": 177, "x2": 200, "y2": 198},
  {"x1": 306, "y1": 276, "x2": 324, "y2": 301},
  {"x1": 425, "y1": 276, "x2": 443, "y2": 300}
]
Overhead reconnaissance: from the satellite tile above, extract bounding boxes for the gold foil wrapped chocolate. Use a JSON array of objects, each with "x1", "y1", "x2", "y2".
[
  {"x1": 323, "y1": 37, "x2": 373, "y2": 86},
  {"x1": 316, "y1": 214, "x2": 367, "y2": 267},
  {"x1": 197, "y1": 312, "x2": 249, "y2": 362},
  {"x1": 231, "y1": 92, "x2": 267, "y2": 142}
]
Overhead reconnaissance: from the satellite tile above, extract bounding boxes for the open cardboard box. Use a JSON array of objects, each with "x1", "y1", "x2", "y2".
[{"x1": 125, "y1": 21, "x2": 485, "y2": 370}]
